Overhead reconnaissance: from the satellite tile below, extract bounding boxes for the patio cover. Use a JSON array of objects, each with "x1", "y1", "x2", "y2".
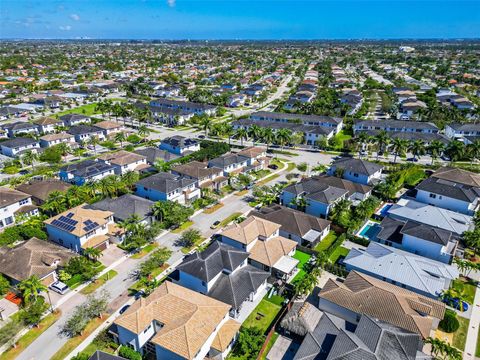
[
  {"x1": 273, "y1": 256, "x2": 299, "y2": 274},
  {"x1": 302, "y1": 229, "x2": 322, "y2": 243}
]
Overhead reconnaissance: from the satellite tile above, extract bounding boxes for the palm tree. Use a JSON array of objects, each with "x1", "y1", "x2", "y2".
[
  {"x1": 56, "y1": 142, "x2": 71, "y2": 162},
  {"x1": 223, "y1": 123, "x2": 235, "y2": 145},
  {"x1": 391, "y1": 138, "x2": 409, "y2": 163},
  {"x1": 408, "y1": 140, "x2": 426, "y2": 161},
  {"x1": 83, "y1": 247, "x2": 102, "y2": 262},
  {"x1": 261, "y1": 127, "x2": 275, "y2": 150},
  {"x1": 248, "y1": 125, "x2": 262, "y2": 146},
  {"x1": 290, "y1": 196, "x2": 308, "y2": 212},
  {"x1": 374, "y1": 130, "x2": 389, "y2": 160},
  {"x1": 427, "y1": 140, "x2": 445, "y2": 165},
  {"x1": 88, "y1": 136, "x2": 99, "y2": 155},
  {"x1": 22, "y1": 150, "x2": 38, "y2": 171},
  {"x1": 234, "y1": 128, "x2": 249, "y2": 146},
  {"x1": 41, "y1": 191, "x2": 66, "y2": 215},
  {"x1": 152, "y1": 201, "x2": 169, "y2": 223},
  {"x1": 96, "y1": 176, "x2": 119, "y2": 198},
  {"x1": 276, "y1": 128, "x2": 293, "y2": 150},
  {"x1": 138, "y1": 125, "x2": 150, "y2": 143},
  {"x1": 466, "y1": 139, "x2": 480, "y2": 165},
  {"x1": 199, "y1": 117, "x2": 212, "y2": 137},
  {"x1": 445, "y1": 140, "x2": 465, "y2": 163},
  {"x1": 114, "y1": 132, "x2": 126, "y2": 149},
  {"x1": 357, "y1": 132, "x2": 370, "y2": 158},
  {"x1": 18, "y1": 276, "x2": 47, "y2": 304}
]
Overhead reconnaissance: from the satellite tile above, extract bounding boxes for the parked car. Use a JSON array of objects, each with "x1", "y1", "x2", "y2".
[
  {"x1": 442, "y1": 296, "x2": 469, "y2": 312},
  {"x1": 198, "y1": 135, "x2": 205, "y2": 139},
  {"x1": 49, "y1": 281, "x2": 69, "y2": 295},
  {"x1": 210, "y1": 220, "x2": 221, "y2": 229},
  {"x1": 268, "y1": 164, "x2": 278, "y2": 170},
  {"x1": 119, "y1": 305, "x2": 130, "y2": 314},
  {"x1": 406, "y1": 157, "x2": 419, "y2": 162}
]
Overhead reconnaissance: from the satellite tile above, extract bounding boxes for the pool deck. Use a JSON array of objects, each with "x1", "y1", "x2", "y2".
[{"x1": 356, "y1": 220, "x2": 381, "y2": 240}]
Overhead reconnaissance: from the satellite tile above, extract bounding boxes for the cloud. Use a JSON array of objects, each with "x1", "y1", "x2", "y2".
[
  {"x1": 167, "y1": 0, "x2": 175, "y2": 7},
  {"x1": 70, "y1": 14, "x2": 80, "y2": 21},
  {"x1": 59, "y1": 25, "x2": 72, "y2": 31}
]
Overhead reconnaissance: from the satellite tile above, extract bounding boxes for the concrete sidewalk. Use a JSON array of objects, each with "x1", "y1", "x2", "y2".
[{"x1": 463, "y1": 283, "x2": 480, "y2": 360}]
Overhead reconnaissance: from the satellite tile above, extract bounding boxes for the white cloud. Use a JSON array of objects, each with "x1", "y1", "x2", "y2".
[
  {"x1": 59, "y1": 25, "x2": 72, "y2": 31},
  {"x1": 167, "y1": 0, "x2": 176, "y2": 7},
  {"x1": 70, "y1": 14, "x2": 80, "y2": 21}
]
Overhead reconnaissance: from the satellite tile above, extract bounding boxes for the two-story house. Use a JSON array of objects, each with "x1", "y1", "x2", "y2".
[
  {"x1": 171, "y1": 161, "x2": 228, "y2": 191},
  {"x1": 33, "y1": 117, "x2": 62, "y2": 134},
  {"x1": 0, "y1": 137, "x2": 40, "y2": 157},
  {"x1": 2, "y1": 121, "x2": 39, "y2": 138},
  {"x1": 208, "y1": 153, "x2": 249, "y2": 177},
  {"x1": 44, "y1": 204, "x2": 121, "y2": 252},
  {"x1": 67, "y1": 125, "x2": 105, "y2": 143},
  {"x1": 98, "y1": 150, "x2": 148, "y2": 175},
  {"x1": 327, "y1": 157, "x2": 383, "y2": 185},
  {"x1": 39, "y1": 132, "x2": 76, "y2": 148},
  {"x1": 0, "y1": 187, "x2": 38, "y2": 230},
  {"x1": 219, "y1": 216, "x2": 298, "y2": 280},
  {"x1": 415, "y1": 167, "x2": 480, "y2": 215},
  {"x1": 93, "y1": 120, "x2": 125, "y2": 138},
  {"x1": 59, "y1": 159, "x2": 116, "y2": 185},
  {"x1": 112, "y1": 282, "x2": 238, "y2": 360},
  {"x1": 159, "y1": 136, "x2": 200, "y2": 155},
  {"x1": 236, "y1": 146, "x2": 270, "y2": 171},
  {"x1": 172, "y1": 241, "x2": 270, "y2": 318},
  {"x1": 59, "y1": 113, "x2": 90, "y2": 127},
  {"x1": 135, "y1": 172, "x2": 200, "y2": 204}
]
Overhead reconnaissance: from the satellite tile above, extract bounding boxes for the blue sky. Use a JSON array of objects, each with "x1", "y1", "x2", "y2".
[{"x1": 1, "y1": 1, "x2": 479, "y2": 39}]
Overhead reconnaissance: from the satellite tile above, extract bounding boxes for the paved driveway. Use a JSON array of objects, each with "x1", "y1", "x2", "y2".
[{"x1": 100, "y1": 245, "x2": 126, "y2": 267}]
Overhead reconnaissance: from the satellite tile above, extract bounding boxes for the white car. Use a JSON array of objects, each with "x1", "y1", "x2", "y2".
[{"x1": 49, "y1": 281, "x2": 69, "y2": 295}]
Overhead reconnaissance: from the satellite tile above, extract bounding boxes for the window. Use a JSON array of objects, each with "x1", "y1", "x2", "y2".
[
  {"x1": 19, "y1": 199, "x2": 29, "y2": 205},
  {"x1": 429, "y1": 193, "x2": 437, "y2": 199}
]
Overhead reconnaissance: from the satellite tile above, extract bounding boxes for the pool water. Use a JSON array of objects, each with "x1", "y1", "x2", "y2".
[
  {"x1": 378, "y1": 204, "x2": 393, "y2": 217},
  {"x1": 359, "y1": 223, "x2": 381, "y2": 240}
]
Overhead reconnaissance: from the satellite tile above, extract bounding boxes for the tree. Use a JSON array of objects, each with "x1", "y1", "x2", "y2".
[
  {"x1": 428, "y1": 140, "x2": 445, "y2": 165},
  {"x1": 0, "y1": 319, "x2": 23, "y2": 348},
  {"x1": 137, "y1": 125, "x2": 150, "y2": 143},
  {"x1": 424, "y1": 337, "x2": 462, "y2": 360},
  {"x1": 114, "y1": 131, "x2": 126, "y2": 149},
  {"x1": 152, "y1": 201, "x2": 169, "y2": 223},
  {"x1": 84, "y1": 290, "x2": 109, "y2": 319},
  {"x1": 390, "y1": 138, "x2": 408, "y2": 163},
  {"x1": 62, "y1": 308, "x2": 89, "y2": 337},
  {"x1": 18, "y1": 275, "x2": 47, "y2": 304},
  {"x1": 83, "y1": 247, "x2": 102, "y2": 262},
  {"x1": 199, "y1": 116, "x2": 212, "y2": 136},
  {"x1": 290, "y1": 196, "x2": 308, "y2": 212},
  {"x1": 438, "y1": 309, "x2": 460, "y2": 333},
  {"x1": 118, "y1": 346, "x2": 142, "y2": 360},
  {"x1": 248, "y1": 124, "x2": 262, "y2": 145},
  {"x1": 466, "y1": 139, "x2": 480, "y2": 165},
  {"x1": 408, "y1": 139, "x2": 426, "y2": 160},
  {"x1": 230, "y1": 327, "x2": 265, "y2": 360},
  {"x1": 234, "y1": 128, "x2": 248, "y2": 146},
  {"x1": 177, "y1": 228, "x2": 202, "y2": 248},
  {"x1": 138, "y1": 247, "x2": 172, "y2": 278},
  {"x1": 276, "y1": 128, "x2": 293, "y2": 150},
  {"x1": 445, "y1": 140, "x2": 465, "y2": 163},
  {"x1": 21, "y1": 150, "x2": 38, "y2": 171},
  {"x1": 463, "y1": 229, "x2": 480, "y2": 255},
  {"x1": 0, "y1": 274, "x2": 10, "y2": 295},
  {"x1": 88, "y1": 136, "x2": 100, "y2": 155},
  {"x1": 20, "y1": 298, "x2": 49, "y2": 326},
  {"x1": 261, "y1": 127, "x2": 275, "y2": 150},
  {"x1": 374, "y1": 130, "x2": 389, "y2": 160}
]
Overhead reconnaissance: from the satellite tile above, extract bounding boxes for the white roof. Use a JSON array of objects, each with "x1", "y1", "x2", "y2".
[
  {"x1": 344, "y1": 242, "x2": 459, "y2": 298},
  {"x1": 273, "y1": 256, "x2": 299, "y2": 274},
  {"x1": 10, "y1": 103, "x2": 42, "y2": 111},
  {"x1": 303, "y1": 229, "x2": 322, "y2": 242},
  {"x1": 387, "y1": 198, "x2": 473, "y2": 234}
]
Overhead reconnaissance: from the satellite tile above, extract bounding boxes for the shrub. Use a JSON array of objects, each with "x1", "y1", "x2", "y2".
[
  {"x1": 119, "y1": 345, "x2": 142, "y2": 360},
  {"x1": 439, "y1": 309, "x2": 459, "y2": 333},
  {"x1": 127, "y1": 134, "x2": 141, "y2": 144},
  {"x1": 296, "y1": 162, "x2": 308, "y2": 172}
]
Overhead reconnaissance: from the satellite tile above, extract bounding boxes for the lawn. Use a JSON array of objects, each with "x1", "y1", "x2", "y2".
[
  {"x1": 235, "y1": 189, "x2": 249, "y2": 196},
  {"x1": 252, "y1": 169, "x2": 271, "y2": 180},
  {"x1": 314, "y1": 231, "x2": 338, "y2": 252},
  {"x1": 286, "y1": 162, "x2": 296, "y2": 172},
  {"x1": 80, "y1": 270, "x2": 118, "y2": 295},
  {"x1": 452, "y1": 316, "x2": 469, "y2": 351},
  {"x1": 329, "y1": 246, "x2": 350, "y2": 264},
  {"x1": 291, "y1": 250, "x2": 312, "y2": 283},
  {"x1": 56, "y1": 103, "x2": 100, "y2": 117},
  {"x1": 180, "y1": 237, "x2": 205, "y2": 254},
  {"x1": 131, "y1": 243, "x2": 158, "y2": 259},
  {"x1": 333, "y1": 130, "x2": 352, "y2": 149},
  {"x1": 264, "y1": 293, "x2": 285, "y2": 307},
  {"x1": 219, "y1": 212, "x2": 243, "y2": 227},
  {"x1": 50, "y1": 315, "x2": 108, "y2": 360},
  {"x1": 243, "y1": 299, "x2": 281, "y2": 333},
  {"x1": 259, "y1": 332, "x2": 280, "y2": 360},
  {"x1": 451, "y1": 277, "x2": 478, "y2": 304},
  {"x1": 0, "y1": 311, "x2": 61, "y2": 360},
  {"x1": 203, "y1": 202, "x2": 224, "y2": 214},
  {"x1": 171, "y1": 221, "x2": 193, "y2": 234},
  {"x1": 257, "y1": 173, "x2": 280, "y2": 186}
]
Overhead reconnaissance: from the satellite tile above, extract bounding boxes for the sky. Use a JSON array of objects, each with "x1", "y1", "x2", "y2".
[{"x1": 1, "y1": 0, "x2": 479, "y2": 40}]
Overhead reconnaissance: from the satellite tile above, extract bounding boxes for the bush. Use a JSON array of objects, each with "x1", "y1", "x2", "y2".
[
  {"x1": 439, "y1": 309, "x2": 460, "y2": 333},
  {"x1": 118, "y1": 345, "x2": 142, "y2": 360},
  {"x1": 3, "y1": 165, "x2": 20, "y2": 174},
  {"x1": 127, "y1": 134, "x2": 141, "y2": 144},
  {"x1": 0, "y1": 274, "x2": 10, "y2": 295},
  {"x1": 296, "y1": 162, "x2": 308, "y2": 172}
]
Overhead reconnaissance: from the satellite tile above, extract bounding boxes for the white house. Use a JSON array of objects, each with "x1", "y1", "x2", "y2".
[
  {"x1": 0, "y1": 138, "x2": 40, "y2": 158},
  {"x1": 0, "y1": 188, "x2": 38, "y2": 230},
  {"x1": 135, "y1": 172, "x2": 200, "y2": 204},
  {"x1": 98, "y1": 150, "x2": 148, "y2": 175}
]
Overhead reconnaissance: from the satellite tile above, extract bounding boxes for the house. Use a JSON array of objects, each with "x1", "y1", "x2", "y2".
[
  {"x1": 149, "y1": 106, "x2": 195, "y2": 126},
  {"x1": 159, "y1": 136, "x2": 200, "y2": 155},
  {"x1": 236, "y1": 146, "x2": 270, "y2": 171},
  {"x1": 208, "y1": 153, "x2": 249, "y2": 177},
  {"x1": 88, "y1": 351, "x2": 126, "y2": 360},
  {"x1": 251, "y1": 205, "x2": 331, "y2": 246},
  {"x1": 281, "y1": 175, "x2": 372, "y2": 218},
  {"x1": 150, "y1": 98, "x2": 216, "y2": 116},
  {"x1": 112, "y1": 281, "x2": 238, "y2": 360},
  {"x1": 344, "y1": 242, "x2": 459, "y2": 298},
  {"x1": 134, "y1": 147, "x2": 180, "y2": 166},
  {"x1": 0, "y1": 137, "x2": 40, "y2": 157},
  {"x1": 68, "y1": 125, "x2": 105, "y2": 143},
  {"x1": 94, "y1": 120, "x2": 125, "y2": 137},
  {"x1": 172, "y1": 241, "x2": 269, "y2": 318},
  {"x1": 415, "y1": 167, "x2": 480, "y2": 215},
  {"x1": 386, "y1": 198, "x2": 474, "y2": 235},
  {"x1": 353, "y1": 119, "x2": 439, "y2": 134},
  {"x1": 327, "y1": 157, "x2": 383, "y2": 185},
  {"x1": 39, "y1": 132, "x2": 76, "y2": 148},
  {"x1": 219, "y1": 216, "x2": 298, "y2": 279},
  {"x1": 44, "y1": 204, "x2": 122, "y2": 252},
  {"x1": 318, "y1": 271, "x2": 445, "y2": 339},
  {"x1": 16, "y1": 180, "x2": 72, "y2": 205},
  {"x1": 34, "y1": 116, "x2": 62, "y2": 134},
  {"x1": 98, "y1": 150, "x2": 148, "y2": 175},
  {"x1": 0, "y1": 237, "x2": 74, "y2": 286},
  {"x1": 445, "y1": 123, "x2": 480, "y2": 140},
  {"x1": 0, "y1": 187, "x2": 38, "y2": 230},
  {"x1": 2, "y1": 121, "x2": 39, "y2": 137},
  {"x1": 59, "y1": 114, "x2": 90, "y2": 127},
  {"x1": 171, "y1": 161, "x2": 228, "y2": 191},
  {"x1": 293, "y1": 312, "x2": 429, "y2": 360},
  {"x1": 88, "y1": 194, "x2": 155, "y2": 226},
  {"x1": 135, "y1": 172, "x2": 200, "y2": 204},
  {"x1": 249, "y1": 111, "x2": 343, "y2": 133},
  {"x1": 59, "y1": 159, "x2": 116, "y2": 185}
]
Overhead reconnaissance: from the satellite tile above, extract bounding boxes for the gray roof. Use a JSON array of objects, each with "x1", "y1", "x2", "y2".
[
  {"x1": 67, "y1": 125, "x2": 104, "y2": 136},
  {"x1": 251, "y1": 111, "x2": 343, "y2": 125},
  {"x1": 387, "y1": 199, "x2": 473, "y2": 235},
  {"x1": 151, "y1": 98, "x2": 215, "y2": 111},
  {"x1": 177, "y1": 241, "x2": 249, "y2": 282},
  {"x1": 59, "y1": 113, "x2": 89, "y2": 121},
  {"x1": 0, "y1": 137, "x2": 38, "y2": 148},
  {"x1": 134, "y1": 147, "x2": 180, "y2": 164},
  {"x1": 135, "y1": 171, "x2": 196, "y2": 193},
  {"x1": 344, "y1": 242, "x2": 459, "y2": 298},
  {"x1": 233, "y1": 118, "x2": 333, "y2": 136},
  {"x1": 61, "y1": 159, "x2": 115, "y2": 179},
  {"x1": 330, "y1": 157, "x2": 383, "y2": 177},
  {"x1": 88, "y1": 351, "x2": 126, "y2": 360},
  {"x1": 2, "y1": 121, "x2": 37, "y2": 131},
  {"x1": 447, "y1": 123, "x2": 480, "y2": 132},
  {"x1": 161, "y1": 135, "x2": 198, "y2": 148},
  {"x1": 416, "y1": 176, "x2": 480, "y2": 202},
  {"x1": 355, "y1": 119, "x2": 438, "y2": 131},
  {"x1": 400, "y1": 221, "x2": 454, "y2": 246},
  {"x1": 87, "y1": 194, "x2": 154, "y2": 222},
  {"x1": 209, "y1": 153, "x2": 249, "y2": 168},
  {"x1": 377, "y1": 217, "x2": 405, "y2": 244}
]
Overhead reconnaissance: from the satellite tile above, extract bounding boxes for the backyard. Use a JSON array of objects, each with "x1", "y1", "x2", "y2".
[
  {"x1": 451, "y1": 277, "x2": 478, "y2": 304},
  {"x1": 328, "y1": 246, "x2": 350, "y2": 264},
  {"x1": 242, "y1": 299, "x2": 282, "y2": 333},
  {"x1": 314, "y1": 231, "x2": 337, "y2": 252},
  {"x1": 291, "y1": 250, "x2": 312, "y2": 283},
  {"x1": 452, "y1": 316, "x2": 469, "y2": 351}
]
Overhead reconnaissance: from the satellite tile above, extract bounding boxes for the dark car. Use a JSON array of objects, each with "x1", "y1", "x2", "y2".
[
  {"x1": 210, "y1": 220, "x2": 221, "y2": 229},
  {"x1": 268, "y1": 164, "x2": 278, "y2": 170},
  {"x1": 406, "y1": 157, "x2": 419, "y2": 162},
  {"x1": 198, "y1": 135, "x2": 205, "y2": 139},
  {"x1": 119, "y1": 304, "x2": 130, "y2": 314},
  {"x1": 442, "y1": 296, "x2": 469, "y2": 312}
]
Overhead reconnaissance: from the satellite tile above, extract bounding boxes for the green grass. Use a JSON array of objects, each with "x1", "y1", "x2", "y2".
[
  {"x1": 451, "y1": 277, "x2": 478, "y2": 304},
  {"x1": 257, "y1": 173, "x2": 280, "y2": 186},
  {"x1": 131, "y1": 243, "x2": 158, "y2": 259},
  {"x1": 180, "y1": 237, "x2": 205, "y2": 254},
  {"x1": 452, "y1": 316, "x2": 470, "y2": 351},
  {"x1": 286, "y1": 162, "x2": 296, "y2": 172},
  {"x1": 329, "y1": 246, "x2": 350, "y2": 264},
  {"x1": 56, "y1": 103, "x2": 100, "y2": 117},
  {"x1": 271, "y1": 150, "x2": 299, "y2": 157},
  {"x1": 265, "y1": 293, "x2": 285, "y2": 307},
  {"x1": 203, "y1": 202, "x2": 224, "y2": 214},
  {"x1": 333, "y1": 130, "x2": 352, "y2": 149},
  {"x1": 0, "y1": 311, "x2": 61, "y2": 360},
  {"x1": 171, "y1": 221, "x2": 193, "y2": 234},
  {"x1": 252, "y1": 169, "x2": 271, "y2": 180},
  {"x1": 259, "y1": 332, "x2": 280, "y2": 360},
  {"x1": 80, "y1": 270, "x2": 118, "y2": 295},
  {"x1": 220, "y1": 212, "x2": 243, "y2": 227},
  {"x1": 314, "y1": 231, "x2": 338, "y2": 252},
  {"x1": 243, "y1": 299, "x2": 281, "y2": 333}
]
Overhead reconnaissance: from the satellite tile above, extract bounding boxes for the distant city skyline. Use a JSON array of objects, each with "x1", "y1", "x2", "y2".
[{"x1": 1, "y1": 0, "x2": 480, "y2": 40}]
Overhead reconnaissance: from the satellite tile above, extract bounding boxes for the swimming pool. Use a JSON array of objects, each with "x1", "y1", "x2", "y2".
[
  {"x1": 376, "y1": 203, "x2": 393, "y2": 218},
  {"x1": 358, "y1": 221, "x2": 382, "y2": 240}
]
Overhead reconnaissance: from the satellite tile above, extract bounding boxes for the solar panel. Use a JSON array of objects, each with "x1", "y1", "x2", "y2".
[{"x1": 51, "y1": 215, "x2": 78, "y2": 233}]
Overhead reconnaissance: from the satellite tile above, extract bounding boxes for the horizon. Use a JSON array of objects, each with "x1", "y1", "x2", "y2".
[{"x1": 2, "y1": 0, "x2": 480, "y2": 40}]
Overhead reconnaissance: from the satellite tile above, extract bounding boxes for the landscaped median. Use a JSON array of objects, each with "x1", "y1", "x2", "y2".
[{"x1": 80, "y1": 270, "x2": 118, "y2": 295}]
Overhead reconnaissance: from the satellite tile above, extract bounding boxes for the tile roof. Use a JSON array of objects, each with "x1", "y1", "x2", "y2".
[
  {"x1": 319, "y1": 271, "x2": 445, "y2": 338},
  {"x1": 172, "y1": 161, "x2": 223, "y2": 179},
  {"x1": 33, "y1": 116, "x2": 61, "y2": 126},
  {"x1": 16, "y1": 180, "x2": 71, "y2": 202},
  {"x1": 98, "y1": 150, "x2": 146, "y2": 166},
  {"x1": 40, "y1": 132, "x2": 75, "y2": 142},
  {"x1": 94, "y1": 120, "x2": 123, "y2": 130},
  {"x1": 221, "y1": 216, "x2": 281, "y2": 245},
  {"x1": 249, "y1": 236, "x2": 297, "y2": 267},
  {"x1": 0, "y1": 187, "x2": 30, "y2": 208},
  {"x1": 114, "y1": 282, "x2": 230, "y2": 359},
  {"x1": 432, "y1": 166, "x2": 480, "y2": 187},
  {"x1": 87, "y1": 194, "x2": 154, "y2": 222},
  {"x1": 236, "y1": 146, "x2": 266, "y2": 159},
  {"x1": 416, "y1": 176, "x2": 480, "y2": 202},
  {"x1": 210, "y1": 319, "x2": 241, "y2": 352}
]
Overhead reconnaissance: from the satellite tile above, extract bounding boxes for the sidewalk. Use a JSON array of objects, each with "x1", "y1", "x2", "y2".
[{"x1": 463, "y1": 283, "x2": 480, "y2": 360}]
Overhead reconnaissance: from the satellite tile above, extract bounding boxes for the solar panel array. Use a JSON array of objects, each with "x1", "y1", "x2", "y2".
[
  {"x1": 83, "y1": 219, "x2": 99, "y2": 232},
  {"x1": 51, "y1": 215, "x2": 78, "y2": 232}
]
